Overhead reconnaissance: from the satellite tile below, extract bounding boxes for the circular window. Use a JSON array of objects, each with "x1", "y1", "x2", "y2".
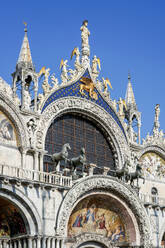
[{"x1": 44, "y1": 114, "x2": 115, "y2": 172}]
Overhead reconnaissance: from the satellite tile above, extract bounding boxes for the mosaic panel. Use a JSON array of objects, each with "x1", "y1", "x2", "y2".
[
  {"x1": 68, "y1": 196, "x2": 126, "y2": 243},
  {"x1": 140, "y1": 152, "x2": 165, "y2": 178}
]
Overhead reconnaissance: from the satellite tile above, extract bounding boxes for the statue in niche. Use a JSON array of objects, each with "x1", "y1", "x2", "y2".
[
  {"x1": 60, "y1": 59, "x2": 69, "y2": 84},
  {"x1": 27, "y1": 118, "x2": 37, "y2": 148},
  {"x1": 37, "y1": 93, "x2": 44, "y2": 110},
  {"x1": 24, "y1": 84, "x2": 31, "y2": 110},
  {"x1": 92, "y1": 56, "x2": 101, "y2": 74},
  {"x1": 71, "y1": 47, "x2": 81, "y2": 70},
  {"x1": 80, "y1": 20, "x2": 90, "y2": 47}
]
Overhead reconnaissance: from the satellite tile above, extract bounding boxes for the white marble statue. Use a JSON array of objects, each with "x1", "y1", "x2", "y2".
[
  {"x1": 71, "y1": 47, "x2": 81, "y2": 70},
  {"x1": 154, "y1": 104, "x2": 160, "y2": 123},
  {"x1": 80, "y1": 20, "x2": 90, "y2": 47},
  {"x1": 24, "y1": 85, "x2": 31, "y2": 110},
  {"x1": 60, "y1": 60, "x2": 69, "y2": 84},
  {"x1": 92, "y1": 56, "x2": 101, "y2": 74},
  {"x1": 118, "y1": 98, "x2": 124, "y2": 118},
  {"x1": 27, "y1": 118, "x2": 37, "y2": 148}
]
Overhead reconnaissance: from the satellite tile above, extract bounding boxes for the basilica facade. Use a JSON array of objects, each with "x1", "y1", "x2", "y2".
[{"x1": 0, "y1": 21, "x2": 165, "y2": 248}]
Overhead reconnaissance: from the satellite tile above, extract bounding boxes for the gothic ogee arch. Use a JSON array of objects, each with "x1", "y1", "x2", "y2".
[
  {"x1": 0, "y1": 91, "x2": 28, "y2": 148},
  {"x1": 0, "y1": 183, "x2": 42, "y2": 235},
  {"x1": 56, "y1": 175, "x2": 152, "y2": 247},
  {"x1": 37, "y1": 97, "x2": 129, "y2": 168}
]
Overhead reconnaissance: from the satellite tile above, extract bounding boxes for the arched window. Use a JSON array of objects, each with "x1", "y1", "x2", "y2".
[
  {"x1": 151, "y1": 187, "x2": 158, "y2": 203},
  {"x1": 44, "y1": 113, "x2": 115, "y2": 173}
]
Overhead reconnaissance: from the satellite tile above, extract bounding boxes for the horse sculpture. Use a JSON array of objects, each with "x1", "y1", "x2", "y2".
[
  {"x1": 126, "y1": 164, "x2": 145, "y2": 186},
  {"x1": 51, "y1": 143, "x2": 71, "y2": 171},
  {"x1": 69, "y1": 147, "x2": 86, "y2": 174},
  {"x1": 115, "y1": 160, "x2": 129, "y2": 182}
]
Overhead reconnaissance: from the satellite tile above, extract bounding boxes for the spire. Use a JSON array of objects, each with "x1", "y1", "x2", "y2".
[
  {"x1": 125, "y1": 73, "x2": 137, "y2": 109},
  {"x1": 17, "y1": 23, "x2": 34, "y2": 71}
]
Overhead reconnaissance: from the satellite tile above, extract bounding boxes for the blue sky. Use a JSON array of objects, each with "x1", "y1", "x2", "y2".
[{"x1": 0, "y1": 0, "x2": 165, "y2": 139}]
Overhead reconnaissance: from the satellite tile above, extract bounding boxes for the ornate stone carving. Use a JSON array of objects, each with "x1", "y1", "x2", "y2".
[
  {"x1": 0, "y1": 92, "x2": 28, "y2": 147},
  {"x1": 60, "y1": 60, "x2": 69, "y2": 85},
  {"x1": 56, "y1": 176, "x2": 152, "y2": 247},
  {"x1": 71, "y1": 233, "x2": 111, "y2": 248},
  {"x1": 0, "y1": 77, "x2": 13, "y2": 99},
  {"x1": 27, "y1": 118, "x2": 37, "y2": 148}
]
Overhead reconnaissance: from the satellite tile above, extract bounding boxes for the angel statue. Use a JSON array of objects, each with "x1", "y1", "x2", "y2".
[
  {"x1": 118, "y1": 98, "x2": 127, "y2": 120},
  {"x1": 102, "y1": 77, "x2": 112, "y2": 95},
  {"x1": 80, "y1": 20, "x2": 90, "y2": 47},
  {"x1": 50, "y1": 73, "x2": 59, "y2": 90},
  {"x1": 60, "y1": 59, "x2": 69, "y2": 84},
  {"x1": 38, "y1": 67, "x2": 51, "y2": 95},
  {"x1": 92, "y1": 55, "x2": 101, "y2": 74},
  {"x1": 71, "y1": 47, "x2": 81, "y2": 70},
  {"x1": 154, "y1": 104, "x2": 160, "y2": 124}
]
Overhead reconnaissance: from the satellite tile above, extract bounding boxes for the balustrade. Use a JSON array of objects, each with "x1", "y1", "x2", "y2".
[
  {"x1": 0, "y1": 163, "x2": 72, "y2": 188},
  {"x1": 0, "y1": 237, "x2": 64, "y2": 248}
]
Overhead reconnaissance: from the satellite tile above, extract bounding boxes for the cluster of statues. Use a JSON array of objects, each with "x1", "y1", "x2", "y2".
[
  {"x1": 50, "y1": 143, "x2": 145, "y2": 186},
  {"x1": 115, "y1": 155, "x2": 145, "y2": 186},
  {"x1": 51, "y1": 143, "x2": 86, "y2": 174}
]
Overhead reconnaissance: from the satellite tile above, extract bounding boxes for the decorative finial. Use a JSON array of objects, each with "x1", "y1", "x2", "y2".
[
  {"x1": 128, "y1": 71, "x2": 131, "y2": 81},
  {"x1": 23, "y1": 21, "x2": 27, "y2": 33}
]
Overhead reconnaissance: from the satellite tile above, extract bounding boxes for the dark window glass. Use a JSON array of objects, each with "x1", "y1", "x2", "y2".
[{"x1": 44, "y1": 114, "x2": 115, "y2": 172}]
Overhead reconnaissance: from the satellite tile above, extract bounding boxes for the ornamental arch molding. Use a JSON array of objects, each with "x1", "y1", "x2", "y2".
[
  {"x1": 71, "y1": 233, "x2": 111, "y2": 248},
  {"x1": 138, "y1": 145, "x2": 165, "y2": 160},
  {"x1": 56, "y1": 176, "x2": 152, "y2": 247},
  {"x1": 0, "y1": 184, "x2": 42, "y2": 235},
  {"x1": 38, "y1": 97, "x2": 129, "y2": 167},
  {"x1": 0, "y1": 93, "x2": 28, "y2": 147}
]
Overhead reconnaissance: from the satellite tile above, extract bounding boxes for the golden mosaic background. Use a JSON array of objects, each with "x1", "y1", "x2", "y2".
[{"x1": 68, "y1": 196, "x2": 126, "y2": 242}]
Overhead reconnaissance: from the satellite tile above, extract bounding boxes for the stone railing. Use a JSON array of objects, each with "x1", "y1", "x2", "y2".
[
  {"x1": 0, "y1": 236, "x2": 63, "y2": 248},
  {"x1": 139, "y1": 193, "x2": 165, "y2": 207},
  {"x1": 0, "y1": 163, "x2": 72, "y2": 188}
]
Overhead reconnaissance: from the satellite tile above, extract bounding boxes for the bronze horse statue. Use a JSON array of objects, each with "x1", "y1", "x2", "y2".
[
  {"x1": 69, "y1": 147, "x2": 86, "y2": 173},
  {"x1": 115, "y1": 161, "x2": 129, "y2": 182},
  {"x1": 126, "y1": 164, "x2": 145, "y2": 186},
  {"x1": 51, "y1": 143, "x2": 71, "y2": 171}
]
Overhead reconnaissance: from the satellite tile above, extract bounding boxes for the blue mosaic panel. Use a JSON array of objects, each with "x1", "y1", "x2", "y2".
[{"x1": 42, "y1": 70, "x2": 126, "y2": 138}]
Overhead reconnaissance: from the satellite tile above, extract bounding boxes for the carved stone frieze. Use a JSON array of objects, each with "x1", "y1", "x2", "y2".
[
  {"x1": 37, "y1": 97, "x2": 129, "y2": 167},
  {"x1": 56, "y1": 176, "x2": 152, "y2": 247},
  {"x1": 71, "y1": 233, "x2": 112, "y2": 248}
]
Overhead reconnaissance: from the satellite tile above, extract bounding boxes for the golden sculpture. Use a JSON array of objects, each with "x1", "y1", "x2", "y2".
[
  {"x1": 71, "y1": 47, "x2": 78, "y2": 60},
  {"x1": 79, "y1": 77, "x2": 98, "y2": 100},
  {"x1": 38, "y1": 66, "x2": 46, "y2": 77},
  {"x1": 102, "y1": 77, "x2": 112, "y2": 94}
]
